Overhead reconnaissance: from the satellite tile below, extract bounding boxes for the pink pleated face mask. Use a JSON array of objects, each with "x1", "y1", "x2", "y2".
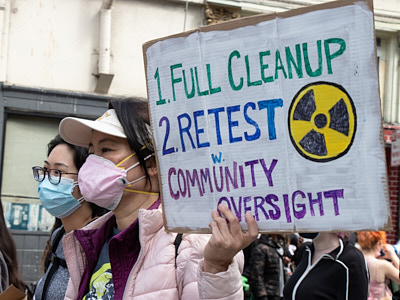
[{"x1": 78, "y1": 153, "x2": 152, "y2": 210}]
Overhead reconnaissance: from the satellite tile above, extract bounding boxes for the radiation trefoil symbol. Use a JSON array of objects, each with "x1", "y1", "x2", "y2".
[{"x1": 288, "y1": 82, "x2": 357, "y2": 162}]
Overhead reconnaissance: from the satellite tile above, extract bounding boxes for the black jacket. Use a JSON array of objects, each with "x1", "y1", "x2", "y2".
[
  {"x1": 283, "y1": 239, "x2": 369, "y2": 299},
  {"x1": 249, "y1": 234, "x2": 289, "y2": 298}
]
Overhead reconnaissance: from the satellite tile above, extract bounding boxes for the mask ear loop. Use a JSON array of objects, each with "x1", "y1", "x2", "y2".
[
  {"x1": 73, "y1": 181, "x2": 85, "y2": 204},
  {"x1": 124, "y1": 189, "x2": 159, "y2": 196},
  {"x1": 127, "y1": 175, "x2": 146, "y2": 185},
  {"x1": 115, "y1": 144, "x2": 151, "y2": 168},
  {"x1": 116, "y1": 152, "x2": 136, "y2": 168},
  {"x1": 124, "y1": 154, "x2": 154, "y2": 173},
  {"x1": 124, "y1": 154, "x2": 158, "y2": 195}
]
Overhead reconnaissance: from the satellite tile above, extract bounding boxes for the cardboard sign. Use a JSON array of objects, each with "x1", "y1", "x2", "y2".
[
  {"x1": 143, "y1": 0, "x2": 390, "y2": 233},
  {"x1": 0, "y1": 285, "x2": 27, "y2": 300}
]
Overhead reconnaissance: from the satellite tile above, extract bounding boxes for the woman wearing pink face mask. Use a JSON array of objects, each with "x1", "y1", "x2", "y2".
[{"x1": 59, "y1": 97, "x2": 258, "y2": 300}]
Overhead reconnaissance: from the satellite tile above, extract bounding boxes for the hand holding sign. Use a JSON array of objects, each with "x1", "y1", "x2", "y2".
[{"x1": 203, "y1": 204, "x2": 258, "y2": 273}]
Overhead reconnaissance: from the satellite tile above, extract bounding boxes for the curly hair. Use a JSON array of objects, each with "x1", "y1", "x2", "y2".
[{"x1": 357, "y1": 231, "x2": 386, "y2": 250}]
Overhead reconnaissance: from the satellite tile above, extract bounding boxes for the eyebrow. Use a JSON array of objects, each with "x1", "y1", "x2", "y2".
[
  {"x1": 89, "y1": 137, "x2": 119, "y2": 148},
  {"x1": 43, "y1": 160, "x2": 69, "y2": 168}
]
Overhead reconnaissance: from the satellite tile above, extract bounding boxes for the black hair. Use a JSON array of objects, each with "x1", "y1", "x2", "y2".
[
  {"x1": 40, "y1": 217, "x2": 62, "y2": 273},
  {"x1": 47, "y1": 134, "x2": 107, "y2": 218},
  {"x1": 289, "y1": 234, "x2": 298, "y2": 246},
  {"x1": 108, "y1": 98, "x2": 155, "y2": 183},
  {"x1": 47, "y1": 134, "x2": 88, "y2": 170}
]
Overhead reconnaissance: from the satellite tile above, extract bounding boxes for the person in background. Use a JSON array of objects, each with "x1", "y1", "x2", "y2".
[
  {"x1": 288, "y1": 234, "x2": 298, "y2": 257},
  {"x1": 248, "y1": 234, "x2": 292, "y2": 300},
  {"x1": 242, "y1": 236, "x2": 260, "y2": 300},
  {"x1": 33, "y1": 134, "x2": 107, "y2": 300},
  {"x1": 348, "y1": 232, "x2": 358, "y2": 245},
  {"x1": 0, "y1": 202, "x2": 27, "y2": 294},
  {"x1": 289, "y1": 234, "x2": 312, "y2": 268},
  {"x1": 58, "y1": 97, "x2": 258, "y2": 299},
  {"x1": 357, "y1": 231, "x2": 400, "y2": 299},
  {"x1": 283, "y1": 232, "x2": 369, "y2": 299}
]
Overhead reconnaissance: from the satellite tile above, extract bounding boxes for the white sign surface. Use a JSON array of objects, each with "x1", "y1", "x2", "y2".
[{"x1": 144, "y1": 0, "x2": 390, "y2": 232}]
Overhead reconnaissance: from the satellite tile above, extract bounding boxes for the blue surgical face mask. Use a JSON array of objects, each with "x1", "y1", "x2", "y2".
[{"x1": 38, "y1": 177, "x2": 83, "y2": 218}]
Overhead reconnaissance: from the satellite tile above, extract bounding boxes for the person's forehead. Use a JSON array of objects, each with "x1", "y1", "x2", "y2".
[
  {"x1": 90, "y1": 130, "x2": 129, "y2": 145},
  {"x1": 47, "y1": 144, "x2": 75, "y2": 167}
]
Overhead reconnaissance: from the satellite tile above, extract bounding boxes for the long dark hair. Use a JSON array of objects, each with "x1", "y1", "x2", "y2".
[
  {"x1": 109, "y1": 98, "x2": 155, "y2": 183},
  {"x1": 0, "y1": 203, "x2": 25, "y2": 291},
  {"x1": 41, "y1": 134, "x2": 107, "y2": 272},
  {"x1": 40, "y1": 218, "x2": 62, "y2": 273}
]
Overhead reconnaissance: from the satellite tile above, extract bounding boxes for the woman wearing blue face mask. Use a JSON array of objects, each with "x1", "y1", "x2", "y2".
[
  {"x1": 33, "y1": 134, "x2": 107, "y2": 300},
  {"x1": 58, "y1": 97, "x2": 258, "y2": 300}
]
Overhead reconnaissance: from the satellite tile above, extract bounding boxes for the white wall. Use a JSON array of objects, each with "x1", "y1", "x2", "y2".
[
  {"x1": 110, "y1": 0, "x2": 204, "y2": 97},
  {"x1": 1, "y1": 0, "x2": 205, "y2": 97},
  {"x1": 374, "y1": 0, "x2": 400, "y2": 11},
  {"x1": 2, "y1": 0, "x2": 400, "y2": 120}
]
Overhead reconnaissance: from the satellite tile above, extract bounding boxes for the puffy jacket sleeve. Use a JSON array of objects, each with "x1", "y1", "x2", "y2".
[
  {"x1": 175, "y1": 233, "x2": 244, "y2": 300},
  {"x1": 197, "y1": 253, "x2": 244, "y2": 300},
  {"x1": 175, "y1": 234, "x2": 209, "y2": 300}
]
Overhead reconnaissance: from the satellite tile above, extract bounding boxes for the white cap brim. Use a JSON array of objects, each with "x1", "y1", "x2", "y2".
[{"x1": 59, "y1": 109, "x2": 127, "y2": 147}]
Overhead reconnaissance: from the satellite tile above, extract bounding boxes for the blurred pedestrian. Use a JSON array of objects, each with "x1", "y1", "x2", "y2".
[
  {"x1": 283, "y1": 232, "x2": 369, "y2": 299},
  {"x1": 249, "y1": 234, "x2": 292, "y2": 300},
  {"x1": 358, "y1": 231, "x2": 400, "y2": 299},
  {"x1": 242, "y1": 237, "x2": 259, "y2": 300}
]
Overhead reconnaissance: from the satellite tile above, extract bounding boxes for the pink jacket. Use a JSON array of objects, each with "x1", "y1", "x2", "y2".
[{"x1": 62, "y1": 208, "x2": 244, "y2": 300}]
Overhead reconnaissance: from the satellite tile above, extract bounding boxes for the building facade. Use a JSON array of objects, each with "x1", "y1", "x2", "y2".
[{"x1": 0, "y1": 0, "x2": 399, "y2": 288}]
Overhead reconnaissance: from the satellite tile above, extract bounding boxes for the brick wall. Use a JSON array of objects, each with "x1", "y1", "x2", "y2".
[
  {"x1": 384, "y1": 124, "x2": 400, "y2": 245},
  {"x1": 386, "y1": 147, "x2": 399, "y2": 244},
  {"x1": 12, "y1": 230, "x2": 50, "y2": 292}
]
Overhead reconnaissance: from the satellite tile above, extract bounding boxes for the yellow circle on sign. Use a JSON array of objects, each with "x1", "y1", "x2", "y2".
[{"x1": 288, "y1": 82, "x2": 356, "y2": 162}]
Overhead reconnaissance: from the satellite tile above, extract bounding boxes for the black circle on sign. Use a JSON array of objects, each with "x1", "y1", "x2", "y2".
[{"x1": 314, "y1": 113, "x2": 327, "y2": 128}]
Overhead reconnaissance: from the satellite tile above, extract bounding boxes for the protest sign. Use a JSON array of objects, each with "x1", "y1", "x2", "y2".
[{"x1": 143, "y1": 0, "x2": 390, "y2": 233}]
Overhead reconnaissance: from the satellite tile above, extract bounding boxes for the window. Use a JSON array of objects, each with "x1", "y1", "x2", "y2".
[
  {"x1": 1, "y1": 114, "x2": 59, "y2": 231},
  {"x1": 376, "y1": 32, "x2": 400, "y2": 124}
]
